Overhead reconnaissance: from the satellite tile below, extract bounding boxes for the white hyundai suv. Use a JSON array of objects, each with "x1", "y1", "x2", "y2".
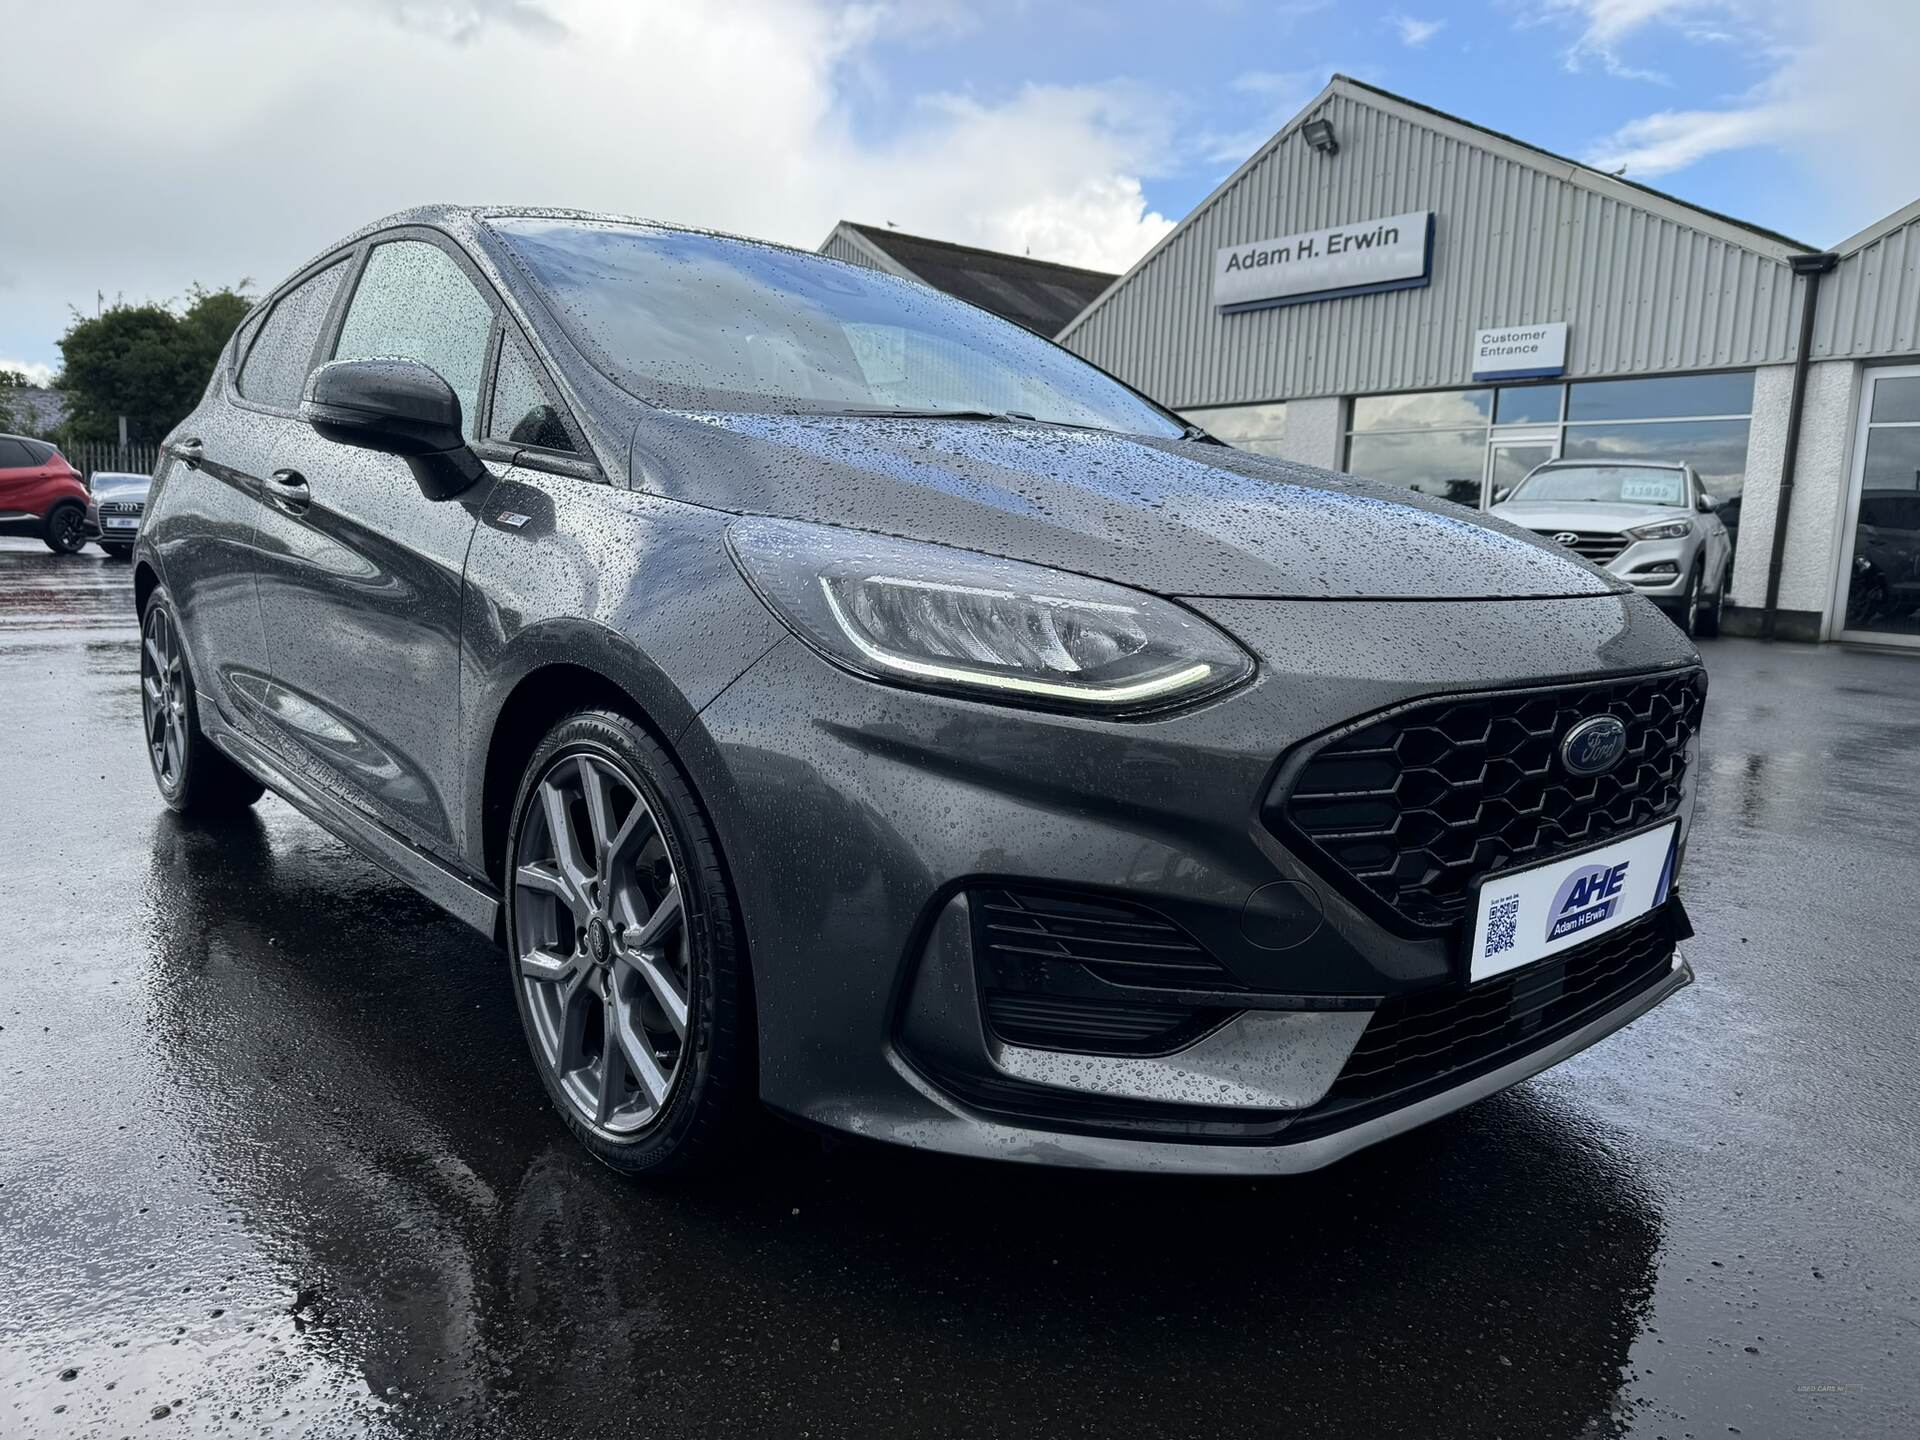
[{"x1": 1491, "y1": 459, "x2": 1732, "y2": 637}]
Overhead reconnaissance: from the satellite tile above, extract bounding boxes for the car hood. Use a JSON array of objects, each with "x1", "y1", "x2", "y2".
[
  {"x1": 629, "y1": 411, "x2": 1620, "y2": 601},
  {"x1": 1491, "y1": 500, "x2": 1686, "y2": 534}
]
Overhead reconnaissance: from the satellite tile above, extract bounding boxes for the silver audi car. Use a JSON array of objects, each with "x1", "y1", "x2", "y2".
[
  {"x1": 1491, "y1": 460, "x2": 1731, "y2": 637},
  {"x1": 85, "y1": 470, "x2": 152, "y2": 560}
]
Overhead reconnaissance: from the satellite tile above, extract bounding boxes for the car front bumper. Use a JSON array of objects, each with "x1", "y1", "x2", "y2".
[
  {"x1": 682, "y1": 590, "x2": 1702, "y2": 1173},
  {"x1": 1606, "y1": 535, "x2": 1700, "y2": 600}
]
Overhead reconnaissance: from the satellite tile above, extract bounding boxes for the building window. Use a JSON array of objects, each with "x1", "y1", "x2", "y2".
[
  {"x1": 1344, "y1": 429, "x2": 1487, "y2": 508},
  {"x1": 1566, "y1": 371, "x2": 1754, "y2": 422},
  {"x1": 1343, "y1": 371, "x2": 1755, "y2": 508},
  {"x1": 1560, "y1": 419, "x2": 1752, "y2": 499},
  {"x1": 1184, "y1": 401, "x2": 1288, "y2": 457}
]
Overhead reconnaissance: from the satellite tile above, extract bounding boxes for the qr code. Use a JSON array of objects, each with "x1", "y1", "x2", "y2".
[{"x1": 1485, "y1": 895, "x2": 1520, "y2": 957}]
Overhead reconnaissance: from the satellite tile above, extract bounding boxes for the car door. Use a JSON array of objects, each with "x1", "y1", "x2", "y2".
[
  {"x1": 250, "y1": 232, "x2": 504, "y2": 856},
  {"x1": 0, "y1": 436, "x2": 36, "y2": 523},
  {"x1": 151, "y1": 260, "x2": 350, "y2": 720}
]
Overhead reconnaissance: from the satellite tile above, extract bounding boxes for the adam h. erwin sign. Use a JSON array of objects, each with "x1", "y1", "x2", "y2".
[{"x1": 1213, "y1": 211, "x2": 1434, "y2": 312}]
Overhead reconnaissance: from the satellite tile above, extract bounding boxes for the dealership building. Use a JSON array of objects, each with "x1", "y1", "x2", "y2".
[{"x1": 834, "y1": 76, "x2": 1920, "y2": 645}]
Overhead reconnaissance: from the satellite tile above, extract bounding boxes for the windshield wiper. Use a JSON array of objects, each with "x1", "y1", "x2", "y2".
[{"x1": 821, "y1": 406, "x2": 1043, "y2": 423}]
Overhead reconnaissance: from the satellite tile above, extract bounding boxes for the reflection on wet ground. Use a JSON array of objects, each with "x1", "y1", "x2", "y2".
[{"x1": 2, "y1": 539, "x2": 1915, "y2": 1438}]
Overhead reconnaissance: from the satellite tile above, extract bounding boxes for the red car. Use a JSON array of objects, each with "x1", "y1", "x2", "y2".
[{"x1": 0, "y1": 433, "x2": 90, "y2": 553}]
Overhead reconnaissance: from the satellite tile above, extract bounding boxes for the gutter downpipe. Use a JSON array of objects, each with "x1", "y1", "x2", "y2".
[{"x1": 1761, "y1": 250, "x2": 1840, "y2": 640}]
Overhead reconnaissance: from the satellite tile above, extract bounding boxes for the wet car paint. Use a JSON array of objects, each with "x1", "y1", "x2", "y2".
[{"x1": 3, "y1": 539, "x2": 1916, "y2": 1438}]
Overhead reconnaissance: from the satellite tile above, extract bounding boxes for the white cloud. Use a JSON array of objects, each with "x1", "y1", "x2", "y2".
[
  {"x1": 1, "y1": 360, "x2": 57, "y2": 386},
  {"x1": 1578, "y1": 1, "x2": 1920, "y2": 240},
  {"x1": 1391, "y1": 14, "x2": 1446, "y2": 48},
  {"x1": 0, "y1": 0, "x2": 1176, "y2": 368},
  {"x1": 1535, "y1": 0, "x2": 1754, "y2": 81}
]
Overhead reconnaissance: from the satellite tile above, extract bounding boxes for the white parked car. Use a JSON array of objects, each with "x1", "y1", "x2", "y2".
[
  {"x1": 1491, "y1": 460, "x2": 1732, "y2": 637},
  {"x1": 84, "y1": 470, "x2": 152, "y2": 560}
]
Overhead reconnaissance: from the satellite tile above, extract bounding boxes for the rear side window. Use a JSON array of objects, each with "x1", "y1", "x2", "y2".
[
  {"x1": 0, "y1": 437, "x2": 35, "y2": 469},
  {"x1": 239, "y1": 260, "x2": 350, "y2": 409},
  {"x1": 488, "y1": 335, "x2": 577, "y2": 453},
  {"x1": 19, "y1": 439, "x2": 54, "y2": 463},
  {"x1": 333, "y1": 240, "x2": 494, "y2": 440}
]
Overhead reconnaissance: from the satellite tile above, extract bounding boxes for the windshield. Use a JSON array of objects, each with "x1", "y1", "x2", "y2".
[
  {"x1": 488, "y1": 218, "x2": 1182, "y2": 437},
  {"x1": 1507, "y1": 465, "x2": 1687, "y2": 506}
]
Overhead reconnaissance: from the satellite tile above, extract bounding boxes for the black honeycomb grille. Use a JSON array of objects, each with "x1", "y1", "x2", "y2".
[
  {"x1": 1274, "y1": 669, "x2": 1705, "y2": 931},
  {"x1": 1308, "y1": 909, "x2": 1675, "y2": 1120}
]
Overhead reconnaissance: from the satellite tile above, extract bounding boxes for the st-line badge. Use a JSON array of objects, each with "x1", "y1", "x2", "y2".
[{"x1": 1470, "y1": 821, "x2": 1678, "y2": 982}]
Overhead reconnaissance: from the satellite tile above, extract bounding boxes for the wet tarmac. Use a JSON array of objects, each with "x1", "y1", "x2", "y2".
[{"x1": 1, "y1": 536, "x2": 1915, "y2": 1438}]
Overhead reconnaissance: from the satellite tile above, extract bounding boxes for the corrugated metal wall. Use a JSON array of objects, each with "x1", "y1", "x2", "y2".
[
  {"x1": 1817, "y1": 213, "x2": 1920, "y2": 360},
  {"x1": 820, "y1": 228, "x2": 889, "y2": 272},
  {"x1": 1062, "y1": 89, "x2": 1806, "y2": 409}
]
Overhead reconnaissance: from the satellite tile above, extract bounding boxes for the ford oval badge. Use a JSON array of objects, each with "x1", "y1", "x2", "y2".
[{"x1": 1561, "y1": 716, "x2": 1628, "y2": 776}]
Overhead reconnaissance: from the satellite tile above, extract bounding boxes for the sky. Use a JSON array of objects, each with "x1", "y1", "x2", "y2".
[{"x1": 3, "y1": 0, "x2": 1915, "y2": 383}]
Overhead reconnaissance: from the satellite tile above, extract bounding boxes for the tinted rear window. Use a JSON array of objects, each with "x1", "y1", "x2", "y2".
[{"x1": 240, "y1": 260, "x2": 350, "y2": 408}]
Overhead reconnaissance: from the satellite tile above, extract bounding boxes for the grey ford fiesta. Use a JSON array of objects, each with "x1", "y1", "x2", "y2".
[{"x1": 135, "y1": 206, "x2": 1704, "y2": 1176}]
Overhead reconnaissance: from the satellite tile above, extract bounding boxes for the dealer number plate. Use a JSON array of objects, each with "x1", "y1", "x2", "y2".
[
  {"x1": 105, "y1": 517, "x2": 138, "y2": 529},
  {"x1": 1469, "y1": 821, "x2": 1678, "y2": 982}
]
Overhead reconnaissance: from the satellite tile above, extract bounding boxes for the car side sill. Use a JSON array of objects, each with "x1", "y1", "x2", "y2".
[{"x1": 200, "y1": 695, "x2": 501, "y2": 938}]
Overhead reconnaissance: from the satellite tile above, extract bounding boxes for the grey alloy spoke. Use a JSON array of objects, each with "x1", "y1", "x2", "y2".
[
  {"x1": 515, "y1": 859, "x2": 585, "y2": 922},
  {"x1": 142, "y1": 674, "x2": 164, "y2": 712},
  {"x1": 539, "y1": 779, "x2": 594, "y2": 898},
  {"x1": 608, "y1": 986, "x2": 672, "y2": 1107},
  {"x1": 145, "y1": 633, "x2": 166, "y2": 676},
  {"x1": 601, "y1": 802, "x2": 656, "y2": 882},
  {"x1": 626, "y1": 881, "x2": 682, "y2": 954},
  {"x1": 622, "y1": 948, "x2": 688, "y2": 1039},
  {"x1": 577, "y1": 755, "x2": 617, "y2": 859},
  {"x1": 518, "y1": 942, "x2": 582, "y2": 986},
  {"x1": 595, "y1": 1001, "x2": 628, "y2": 1122}
]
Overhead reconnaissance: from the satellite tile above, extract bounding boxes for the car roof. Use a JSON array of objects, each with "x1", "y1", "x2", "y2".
[
  {"x1": 91, "y1": 471, "x2": 149, "y2": 482},
  {"x1": 291, "y1": 203, "x2": 835, "y2": 279},
  {"x1": 1532, "y1": 459, "x2": 1689, "y2": 471}
]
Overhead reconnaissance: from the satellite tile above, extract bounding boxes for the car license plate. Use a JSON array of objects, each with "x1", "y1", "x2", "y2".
[
  {"x1": 1469, "y1": 821, "x2": 1678, "y2": 982},
  {"x1": 106, "y1": 517, "x2": 138, "y2": 529}
]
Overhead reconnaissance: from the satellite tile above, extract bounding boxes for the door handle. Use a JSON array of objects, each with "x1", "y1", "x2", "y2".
[
  {"x1": 173, "y1": 437, "x2": 205, "y2": 469},
  {"x1": 265, "y1": 468, "x2": 311, "y2": 513}
]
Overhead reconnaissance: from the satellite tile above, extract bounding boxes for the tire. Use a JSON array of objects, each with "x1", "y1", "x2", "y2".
[
  {"x1": 1695, "y1": 572, "x2": 1724, "y2": 639},
  {"x1": 43, "y1": 501, "x2": 87, "y2": 554},
  {"x1": 1676, "y1": 562, "x2": 1703, "y2": 639},
  {"x1": 139, "y1": 588, "x2": 267, "y2": 816},
  {"x1": 100, "y1": 544, "x2": 134, "y2": 562},
  {"x1": 503, "y1": 709, "x2": 750, "y2": 1176}
]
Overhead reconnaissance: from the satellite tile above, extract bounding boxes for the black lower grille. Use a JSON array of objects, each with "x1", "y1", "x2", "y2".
[
  {"x1": 1273, "y1": 668, "x2": 1705, "y2": 931},
  {"x1": 982, "y1": 992, "x2": 1218, "y2": 1052},
  {"x1": 1309, "y1": 909, "x2": 1676, "y2": 1121},
  {"x1": 930, "y1": 906, "x2": 1684, "y2": 1145},
  {"x1": 970, "y1": 887, "x2": 1238, "y2": 1055}
]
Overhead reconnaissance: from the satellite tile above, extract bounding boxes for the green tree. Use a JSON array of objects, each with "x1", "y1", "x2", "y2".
[
  {"x1": 55, "y1": 285, "x2": 253, "y2": 445},
  {"x1": 0, "y1": 369, "x2": 32, "y2": 434}
]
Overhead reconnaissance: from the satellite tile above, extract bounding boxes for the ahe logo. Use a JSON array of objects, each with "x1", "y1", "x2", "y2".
[{"x1": 1547, "y1": 861, "x2": 1629, "y2": 942}]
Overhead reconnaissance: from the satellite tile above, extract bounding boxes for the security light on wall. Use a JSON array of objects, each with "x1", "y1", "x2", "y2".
[{"x1": 1302, "y1": 118, "x2": 1339, "y2": 155}]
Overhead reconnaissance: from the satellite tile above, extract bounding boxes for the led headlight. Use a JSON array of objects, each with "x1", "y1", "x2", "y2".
[
  {"x1": 728, "y1": 516, "x2": 1254, "y2": 715},
  {"x1": 1626, "y1": 518, "x2": 1693, "y2": 541}
]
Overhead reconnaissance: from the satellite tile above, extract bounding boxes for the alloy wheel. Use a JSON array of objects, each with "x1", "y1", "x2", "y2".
[
  {"x1": 1683, "y1": 567, "x2": 1702, "y2": 637},
  {"x1": 52, "y1": 508, "x2": 86, "y2": 553},
  {"x1": 512, "y1": 751, "x2": 690, "y2": 1136},
  {"x1": 141, "y1": 606, "x2": 187, "y2": 790}
]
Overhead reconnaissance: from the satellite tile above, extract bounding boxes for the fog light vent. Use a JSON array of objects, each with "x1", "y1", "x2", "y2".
[{"x1": 969, "y1": 887, "x2": 1238, "y2": 1055}]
